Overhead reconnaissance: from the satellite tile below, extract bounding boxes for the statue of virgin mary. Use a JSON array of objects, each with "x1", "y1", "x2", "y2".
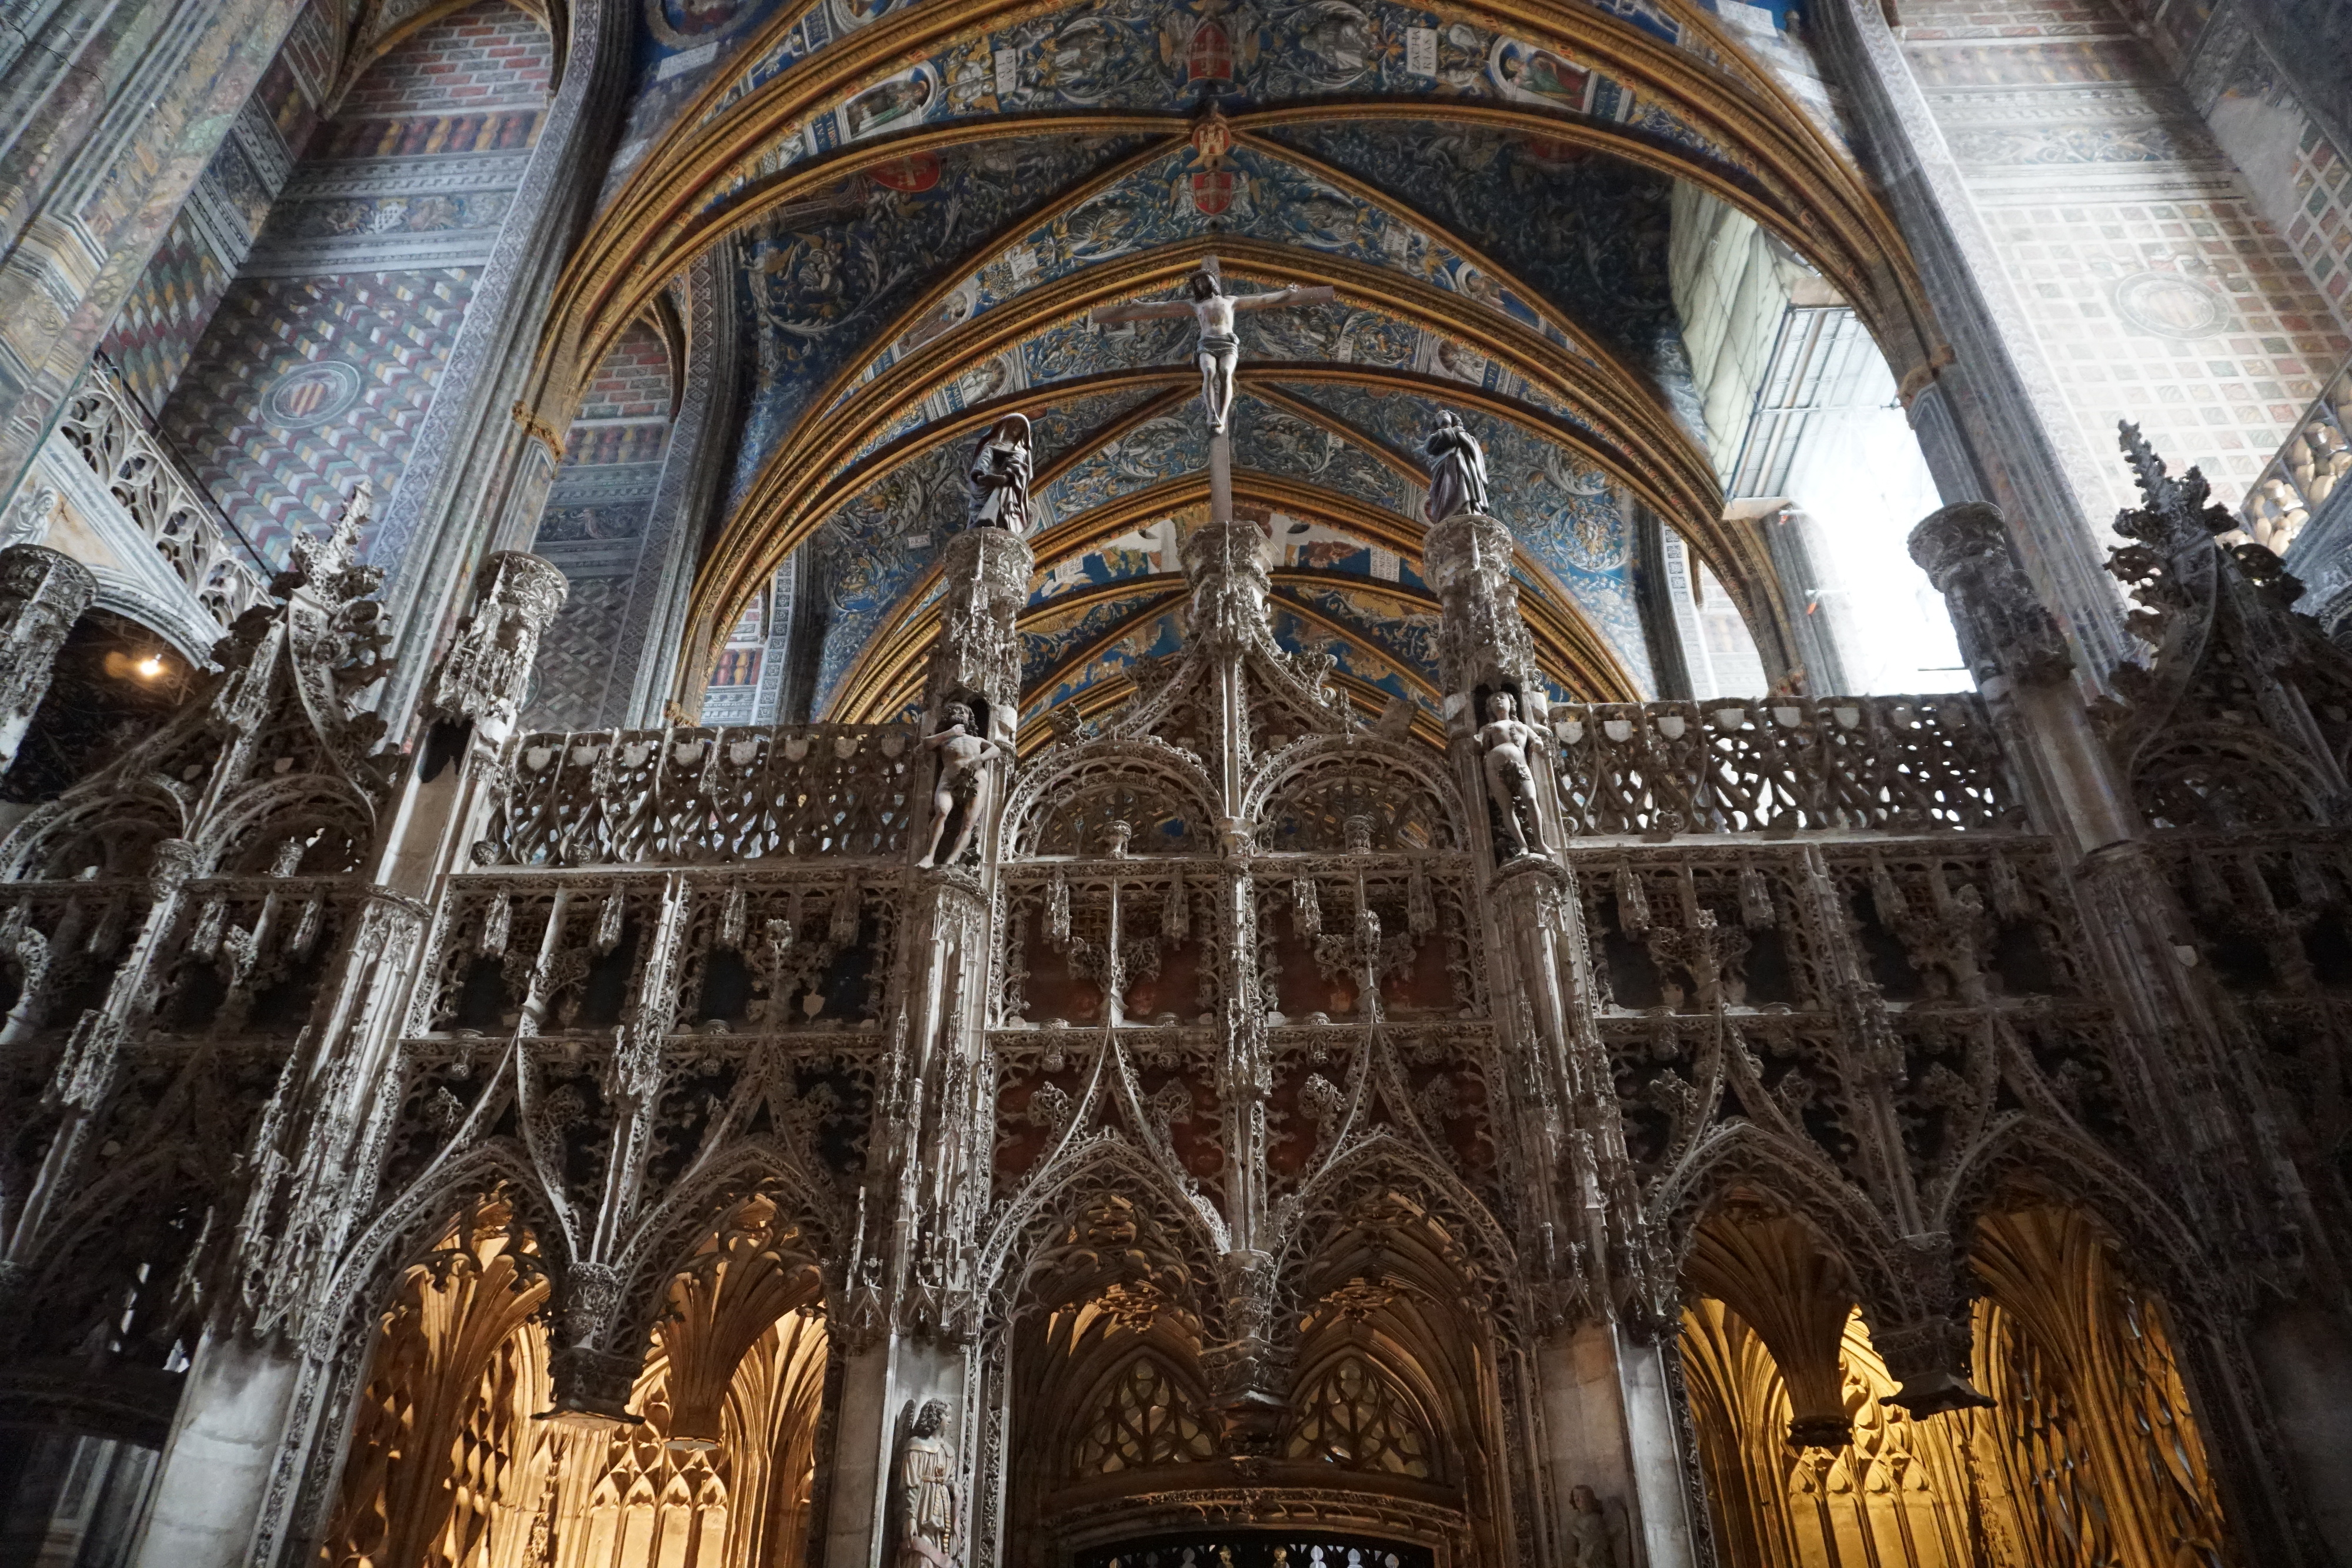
[{"x1": 1424, "y1": 410, "x2": 1489, "y2": 524}]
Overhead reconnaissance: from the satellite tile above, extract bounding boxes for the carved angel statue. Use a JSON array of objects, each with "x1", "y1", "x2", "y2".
[
  {"x1": 1424, "y1": 409, "x2": 1490, "y2": 524},
  {"x1": 1477, "y1": 689, "x2": 1546, "y2": 858},
  {"x1": 917, "y1": 701, "x2": 1007, "y2": 870},
  {"x1": 969, "y1": 413, "x2": 1033, "y2": 532},
  {"x1": 893, "y1": 1399, "x2": 958, "y2": 1568},
  {"x1": 0, "y1": 484, "x2": 58, "y2": 551}
]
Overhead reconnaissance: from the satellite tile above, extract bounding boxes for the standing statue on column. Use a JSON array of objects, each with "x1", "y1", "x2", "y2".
[
  {"x1": 0, "y1": 485, "x2": 58, "y2": 551},
  {"x1": 1424, "y1": 410, "x2": 1489, "y2": 524},
  {"x1": 893, "y1": 1399, "x2": 958, "y2": 1568},
  {"x1": 1565, "y1": 1485, "x2": 1628, "y2": 1568},
  {"x1": 1478, "y1": 690, "x2": 1546, "y2": 858},
  {"x1": 917, "y1": 702, "x2": 1006, "y2": 870},
  {"x1": 1089, "y1": 265, "x2": 1335, "y2": 435},
  {"x1": 969, "y1": 413, "x2": 1033, "y2": 532}
]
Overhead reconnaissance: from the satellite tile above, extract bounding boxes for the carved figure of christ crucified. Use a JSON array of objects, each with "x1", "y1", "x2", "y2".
[{"x1": 1087, "y1": 263, "x2": 1336, "y2": 435}]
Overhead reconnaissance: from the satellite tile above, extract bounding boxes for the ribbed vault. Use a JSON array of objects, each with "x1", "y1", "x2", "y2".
[{"x1": 512, "y1": 0, "x2": 1949, "y2": 725}]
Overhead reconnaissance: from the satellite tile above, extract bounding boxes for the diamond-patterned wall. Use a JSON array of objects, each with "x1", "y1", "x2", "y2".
[
  {"x1": 163, "y1": 269, "x2": 479, "y2": 566},
  {"x1": 102, "y1": 34, "x2": 329, "y2": 412},
  {"x1": 153, "y1": 0, "x2": 551, "y2": 570},
  {"x1": 522, "y1": 319, "x2": 676, "y2": 729}
]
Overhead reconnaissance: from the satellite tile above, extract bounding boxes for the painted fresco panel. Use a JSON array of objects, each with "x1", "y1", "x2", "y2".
[
  {"x1": 700, "y1": 0, "x2": 1755, "y2": 228},
  {"x1": 730, "y1": 132, "x2": 1156, "y2": 499}
]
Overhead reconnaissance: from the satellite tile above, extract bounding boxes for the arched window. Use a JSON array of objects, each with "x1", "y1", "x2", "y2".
[
  {"x1": 1285, "y1": 1355, "x2": 1434, "y2": 1478},
  {"x1": 1073, "y1": 1354, "x2": 1217, "y2": 1475}
]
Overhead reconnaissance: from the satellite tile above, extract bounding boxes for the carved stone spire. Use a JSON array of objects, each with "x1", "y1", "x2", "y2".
[
  {"x1": 1907, "y1": 501, "x2": 2073, "y2": 688},
  {"x1": 431, "y1": 551, "x2": 569, "y2": 738},
  {"x1": 0, "y1": 544, "x2": 95, "y2": 771},
  {"x1": 925, "y1": 524, "x2": 1031, "y2": 734},
  {"x1": 1424, "y1": 508, "x2": 1541, "y2": 697}
]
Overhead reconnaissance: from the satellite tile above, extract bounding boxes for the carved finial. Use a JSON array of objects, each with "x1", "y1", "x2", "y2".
[
  {"x1": 2113, "y1": 421, "x2": 2236, "y2": 551},
  {"x1": 287, "y1": 479, "x2": 379, "y2": 600}
]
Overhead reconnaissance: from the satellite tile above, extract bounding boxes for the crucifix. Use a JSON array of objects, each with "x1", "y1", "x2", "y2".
[{"x1": 1087, "y1": 256, "x2": 1335, "y2": 523}]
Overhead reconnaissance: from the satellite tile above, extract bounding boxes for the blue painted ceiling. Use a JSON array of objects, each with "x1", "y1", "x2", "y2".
[{"x1": 605, "y1": 0, "x2": 1801, "y2": 726}]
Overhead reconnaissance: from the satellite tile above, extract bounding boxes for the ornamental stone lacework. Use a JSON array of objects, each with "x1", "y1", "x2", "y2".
[{"x1": 0, "y1": 427, "x2": 2347, "y2": 1568}]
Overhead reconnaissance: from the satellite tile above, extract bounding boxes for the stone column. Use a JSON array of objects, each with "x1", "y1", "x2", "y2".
[
  {"x1": 820, "y1": 523, "x2": 1028, "y2": 1568},
  {"x1": 369, "y1": 0, "x2": 639, "y2": 729},
  {"x1": 0, "y1": 542, "x2": 94, "y2": 773},
  {"x1": 1911, "y1": 497, "x2": 2331, "y2": 1567},
  {"x1": 1535, "y1": 1328, "x2": 1703, "y2": 1568},
  {"x1": 1181, "y1": 513, "x2": 1274, "y2": 821},
  {"x1": 615, "y1": 255, "x2": 736, "y2": 727},
  {"x1": 128, "y1": 1332, "x2": 303, "y2": 1568},
  {"x1": 1809, "y1": 0, "x2": 2132, "y2": 678},
  {"x1": 1426, "y1": 507, "x2": 1696, "y2": 1568},
  {"x1": 375, "y1": 550, "x2": 568, "y2": 898},
  {"x1": 1909, "y1": 502, "x2": 2136, "y2": 854},
  {"x1": 121, "y1": 554, "x2": 564, "y2": 1568}
]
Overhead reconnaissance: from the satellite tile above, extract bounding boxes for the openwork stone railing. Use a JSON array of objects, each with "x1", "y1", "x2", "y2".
[
  {"x1": 481, "y1": 723, "x2": 921, "y2": 866},
  {"x1": 1551, "y1": 694, "x2": 2016, "y2": 835},
  {"x1": 2241, "y1": 356, "x2": 2352, "y2": 553},
  {"x1": 54, "y1": 362, "x2": 269, "y2": 629}
]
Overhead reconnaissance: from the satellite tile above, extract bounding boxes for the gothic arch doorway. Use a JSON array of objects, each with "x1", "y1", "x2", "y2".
[{"x1": 320, "y1": 1194, "x2": 830, "y2": 1568}]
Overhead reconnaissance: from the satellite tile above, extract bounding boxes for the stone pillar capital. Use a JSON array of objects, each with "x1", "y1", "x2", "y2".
[
  {"x1": 1909, "y1": 501, "x2": 2073, "y2": 688},
  {"x1": 0, "y1": 541, "x2": 97, "y2": 620},
  {"x1": 429, "y1": 550, "x2": 569, "y2": 739}
]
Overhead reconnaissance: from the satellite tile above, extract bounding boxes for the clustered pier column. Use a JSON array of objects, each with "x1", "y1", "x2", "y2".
[
  {"x1": 1424, "y1": 503, "x2": 1702, "y2": 1568},
  {"x1": 0, "y1": 542, "x2": 95, "y2": 778},
  {"x1": 827, "y1": 520, "x2": 1031, "y2": 1568}
]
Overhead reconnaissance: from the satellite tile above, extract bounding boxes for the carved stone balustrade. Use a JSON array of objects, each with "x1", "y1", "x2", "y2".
[
  {"x1": 50, "y1": 362, "x2": 269, "y2": 631},
  {"x1": 1549, "y1": 694, "x2": 2017, "y2": 837},
  {"x1": 480, "y1": 722, "x2": 922, "y2": 867},
  {"x1": 2242, "y1": 352, "x2": 2352, "y2": 555}
]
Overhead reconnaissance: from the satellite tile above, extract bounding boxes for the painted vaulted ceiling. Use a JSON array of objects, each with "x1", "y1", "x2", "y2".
[{"x1": 525, "y1": 0, "x2": 1943, "y2": 743}]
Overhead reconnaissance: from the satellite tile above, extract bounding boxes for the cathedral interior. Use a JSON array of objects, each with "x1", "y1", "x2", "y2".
[{"x1": 4, "y1": 0, "x2": 2352, "y2": 1563}]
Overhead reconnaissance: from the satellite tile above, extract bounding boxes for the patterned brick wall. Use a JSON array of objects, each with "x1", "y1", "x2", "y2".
[
  {"x1": 523, "y1": 319, "x2": 677, "y2": 731},
  {"x1": 336, "y1": 2, "x2": 551, "y2": 116},
  {"x1": 101, "y1": 14, "x2": 332, "y2": 413},
  {"x1": 155, "y1": 0, "x2": 553, "y2": 570},
  {"x1": 2183, "y1": 2, "x2": 2352, "y2": 335},
  {"x1": 1900, "y1": 0, "x2": 2350, "y2": 511}
]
